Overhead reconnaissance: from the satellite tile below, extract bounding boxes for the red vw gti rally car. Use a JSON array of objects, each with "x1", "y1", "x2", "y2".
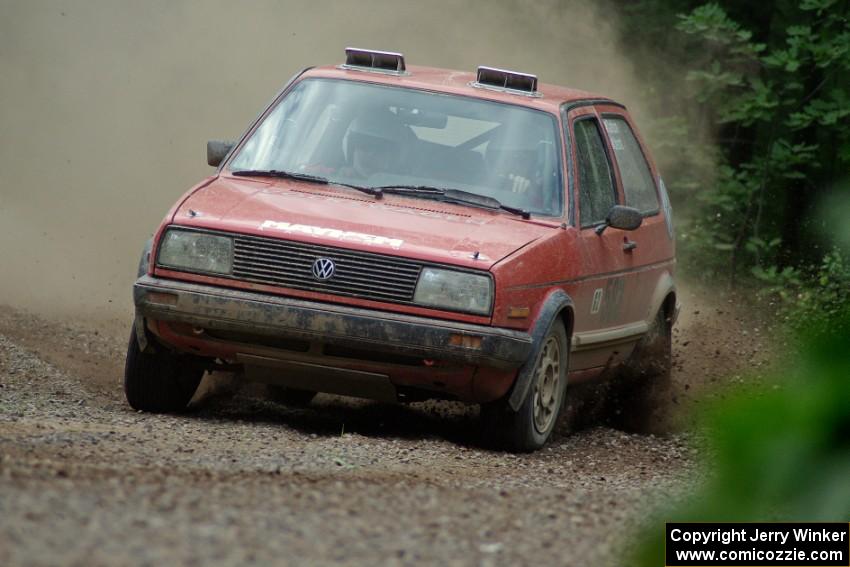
[{"x1": 126, "y1": 48, "x2": 678, "y2": 451}]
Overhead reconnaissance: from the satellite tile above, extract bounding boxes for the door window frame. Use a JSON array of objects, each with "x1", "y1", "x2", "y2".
[
  {"x1": 600, "y1": 111, "x2": 661, "y2": 218},
  {"x1": 566, "y1": 110, "x2": 621, "y2": 229}
]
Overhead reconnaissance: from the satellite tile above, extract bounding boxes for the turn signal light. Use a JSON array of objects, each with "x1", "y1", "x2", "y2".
[
  {"x1": 508, "y1": 306, "x2": 530, "y2": 319},
  {"x1": 449, "y1": 334, "x2": 483, "y2": 349},
  {"x1": 145, "y1": 291, "x2": 178, "y2": 306}
]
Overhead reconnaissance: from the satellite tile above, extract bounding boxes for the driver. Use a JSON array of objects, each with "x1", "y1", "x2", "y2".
[
  {"x1": 486, "y1": 128, "x2": 542, "y2": 208},
  {"x1": 342, "y1": 111, "x2": 409, "y2": 180}
]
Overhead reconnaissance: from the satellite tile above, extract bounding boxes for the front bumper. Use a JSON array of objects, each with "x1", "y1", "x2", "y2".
[{"x1": 133, "y1": 275, "x2": 532, "y2": 370}]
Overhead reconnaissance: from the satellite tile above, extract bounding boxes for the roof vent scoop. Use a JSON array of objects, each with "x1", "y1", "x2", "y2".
[
  {"x1": 343, "y1": 47, "x2": 406, "y2": 74},
  {"x1": 474, "y1": 66, "x2": 539, "y2": 95}
]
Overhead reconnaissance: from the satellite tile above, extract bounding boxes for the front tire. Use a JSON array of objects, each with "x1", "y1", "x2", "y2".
[
  {"x1": 124, "y1": 327, "x2": 203, "y2": 413},
  {"x1": 482, "y1": 319, "x2": 569, "y2": 452}
]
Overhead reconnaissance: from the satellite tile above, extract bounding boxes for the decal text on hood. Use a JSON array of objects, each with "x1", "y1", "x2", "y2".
[{"x1": 260, "y1": 220, "x2": 404, "y2": 249}]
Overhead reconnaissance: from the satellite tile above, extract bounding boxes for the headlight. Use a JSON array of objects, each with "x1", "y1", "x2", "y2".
[
  {"x1": 413, "y1": 268, "x2": 492, "y2": 315},
  {"x1": 157, "y1": 229, "x2": 233, "y2": 275}
]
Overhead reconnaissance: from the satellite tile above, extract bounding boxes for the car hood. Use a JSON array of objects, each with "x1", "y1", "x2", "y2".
[{"x1": 172, "y1": 176, "x2": 555, "y2": 269}]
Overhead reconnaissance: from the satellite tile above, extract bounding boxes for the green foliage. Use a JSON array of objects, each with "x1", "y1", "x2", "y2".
[
  {"x1": 799, "y1": 0, "x2": 840, "y2": 14},
  {"x1": 679, "y1": 136, "x2": 818, "y2": 276},
  {"x1": 675, "y1": 3, "x2": 762, "y2": 55},
  {"x1": 787, "y1": 89, "x2": 850, "y2": 131},
  {"x1": 756, "y1": 248, "x2": 850, "y2": 332},
  {"x1": 668, "y1": 0, "x2": 850, "y2": 314},
  {"x1": 632, "y1": 306, "x2": 850, "y2": 566}
]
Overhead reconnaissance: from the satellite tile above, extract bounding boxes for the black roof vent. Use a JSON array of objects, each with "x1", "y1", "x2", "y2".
[
  {"x1": 474, "y1": 66, "x2": 539, "y2": 96},
  {"x1": 343, "y1": 47, "x2": 406, "y2": 74}
]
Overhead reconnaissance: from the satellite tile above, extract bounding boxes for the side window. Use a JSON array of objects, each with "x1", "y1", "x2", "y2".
[
  {"x1": 603, "y1": 117, "x2": 659, "y2": 214},
  {"x1": 574, "y1": 119, "x2": 616, "y2": 227}
]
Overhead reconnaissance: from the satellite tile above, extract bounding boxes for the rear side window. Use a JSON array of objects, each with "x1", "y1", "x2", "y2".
[
  {"x1": 574, "y1": 119, "x2": 616, "y2": 227},
  {"x1": 603, "y1": 117, "x2": 659, "y2": 214}
]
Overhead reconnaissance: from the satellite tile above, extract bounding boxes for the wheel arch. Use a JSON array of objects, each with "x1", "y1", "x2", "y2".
[
  {"x1": 133, "y1": 238, "x2": 156, "y2": 352},
  {"x1": 138, "y1": 238, "x2": 154, "y2": 278},
  {"x1": 646, "y1": 271, "x2": 678, "y2": 327},
  {"x1": 507, "y1": 289, "x2": 574, "y2": 411}
]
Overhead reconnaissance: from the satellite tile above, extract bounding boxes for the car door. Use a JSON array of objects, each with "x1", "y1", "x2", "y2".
[
  {"x1": 566, "y1": 104, "x2": 646, "y2": 370},
  {"x1": 598, "y1": 108, "x2": 673, "y2": 325}
]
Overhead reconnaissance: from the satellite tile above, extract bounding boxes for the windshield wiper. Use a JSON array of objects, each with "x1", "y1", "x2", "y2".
[
  {"x1": 231, "y1": 169, "x2": 330, "y2": 184},
  {"x1": 491, "y1": 201, "x2": 532, "y2": 219},
  {"x1": 375, "y1": 185, "x2": 531, "y2": 219},
  {"x1": 339, "y1": 183, "x2": 384, "y2": 199},
  {"x1": 231, "y1": 169, "x2": 385, "y2": 199},
  {"x1": 374, "y1": 184, "x2": 447, "y2": 195}
]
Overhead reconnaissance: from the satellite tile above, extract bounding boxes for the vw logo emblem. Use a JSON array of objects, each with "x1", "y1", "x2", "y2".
[{"x1": 311, "y1": 257, "x2": 336, "y2": 281}]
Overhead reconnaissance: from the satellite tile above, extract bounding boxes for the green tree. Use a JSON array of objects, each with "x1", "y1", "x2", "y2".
[{"x1": 673, "y1": 1, "x2": 850, "y2": 282}]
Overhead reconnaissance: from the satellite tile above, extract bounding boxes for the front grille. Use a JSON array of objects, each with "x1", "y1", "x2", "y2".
[{"x1": 231, "y1": 233, "x2": 423, "y2": 304}]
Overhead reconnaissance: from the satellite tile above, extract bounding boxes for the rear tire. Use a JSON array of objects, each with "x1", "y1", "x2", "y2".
[
  {"x1": 481, "y1": 319, "x2": 569, "y2": 452},
  {"x1": 124, "y1": 327, "x2": 203, "y2": 413},
  {"x1": 610, "y1": 308, "x2": 673, "y2": 433}
]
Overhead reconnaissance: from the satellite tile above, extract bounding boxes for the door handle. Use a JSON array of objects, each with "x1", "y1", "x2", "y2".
[{"x1": 623, "y1": 239, "x2": 637, "y2": 252}]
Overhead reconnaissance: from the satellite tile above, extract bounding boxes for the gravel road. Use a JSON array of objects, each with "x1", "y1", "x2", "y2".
[{"x1": 0, "y1": 287, "x2": 769, "y2": 566}]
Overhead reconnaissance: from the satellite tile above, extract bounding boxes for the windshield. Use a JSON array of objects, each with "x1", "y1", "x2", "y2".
[{"x1": 228, "y1": 78, "x2": 564, "y2": 217}]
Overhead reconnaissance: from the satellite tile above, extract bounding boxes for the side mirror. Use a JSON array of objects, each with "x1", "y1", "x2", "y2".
[
  {"x1": 596, "y1": 205, "x2": 643, "y2": 235},
  {"x1": 207, "y1": 140, "x2": 235, "y2": 167}
]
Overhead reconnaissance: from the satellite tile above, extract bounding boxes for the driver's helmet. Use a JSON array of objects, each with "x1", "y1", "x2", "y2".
[{"x1": 345, "y1": 110, "x2": 410, "y2": 177}]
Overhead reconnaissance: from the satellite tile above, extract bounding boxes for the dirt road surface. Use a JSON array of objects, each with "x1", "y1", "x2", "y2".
[{"x1": 0, "y1": 286, "x2": 769, "y2": 566}]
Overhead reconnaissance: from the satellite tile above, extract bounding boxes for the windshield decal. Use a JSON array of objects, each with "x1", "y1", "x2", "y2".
[{"x1": 260, "y1": 220, "x2": 404, "y2": 249}]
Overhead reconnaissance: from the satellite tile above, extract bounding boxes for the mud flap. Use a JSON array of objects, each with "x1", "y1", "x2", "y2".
[{"x1": 506, "y1": 290, "x2": 574, "y2": 411}]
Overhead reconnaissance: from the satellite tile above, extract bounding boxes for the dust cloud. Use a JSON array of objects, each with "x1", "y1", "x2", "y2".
[{"x1": 0, "y1": 0, "x2": 654, "y2": 324}]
